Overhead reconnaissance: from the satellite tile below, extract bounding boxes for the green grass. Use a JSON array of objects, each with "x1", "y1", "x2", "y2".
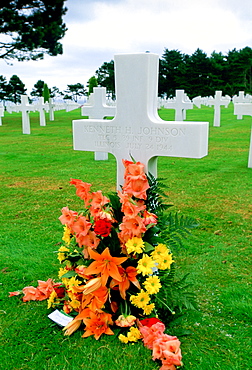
[{"x1": 0, "y1": 105, "x2": 251, "y2": 370}]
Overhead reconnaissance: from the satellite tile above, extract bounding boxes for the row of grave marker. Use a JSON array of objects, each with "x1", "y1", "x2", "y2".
[
  {"x1": 1, "y1": 53, "x2": 251, "y2": 175},
  {"x1": 0, "y1": 97, "x2": 81, "y2": 133}
]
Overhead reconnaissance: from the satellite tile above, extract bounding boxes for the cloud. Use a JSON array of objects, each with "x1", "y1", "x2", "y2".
[{"x1": 1, "y1": 0, "x2": 252, "y2": 94}]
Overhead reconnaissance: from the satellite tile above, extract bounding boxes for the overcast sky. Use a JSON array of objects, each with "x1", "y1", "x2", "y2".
[{"x1": 1, "y1": 0, "x2": 252, "y2": 94}]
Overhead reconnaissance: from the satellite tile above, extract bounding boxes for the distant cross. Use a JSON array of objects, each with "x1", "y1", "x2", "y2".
[
  {"x1": 234, "y1": 102, "x2": 252, "y2": 119},
  {"x1": 48, "y1": 98, "x2": 55, "y2": 121},
  {"x1": 73, "y1": 53, "x2": 209, "y2": 189},
  {"x1": 18, "y1": 95, "x2": 35, "y2": 134},
  {"x1": 81, "y1": 87, "x2": 116, "y2": 161},
  {"x1": 35, "y1": 97, "x2": 49, "y2": 127},
  {"x1": 207, "y1": 91, "x2": 230, "y2": 127},
  {"x1": 248, "y1": 128, "x2": 252, "y2": 168},
  {"x1": 0, "y1": 104, "x2": 4, "y2": 126},
  {"x1": 164, "y1": 89, "x2": 193, "y2": 121}
]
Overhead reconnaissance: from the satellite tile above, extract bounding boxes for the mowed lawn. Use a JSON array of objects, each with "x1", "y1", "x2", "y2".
[{"x1": 0, "y1": 104, "x2": 251, "y2": 370}]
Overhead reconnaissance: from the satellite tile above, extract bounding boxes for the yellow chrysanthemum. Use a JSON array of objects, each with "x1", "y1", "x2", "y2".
[
  {"x1": 130, "y1": 289, "x2": 150, "y2": 308},
  {"x1": 137, "y1": 254, "x2": 155, "y2": 276},
  {"x1": 62, "y1": 226, "x2": 71, "y2": 245},
  {"x1": 69, "y1": 299, "x2": 81, "y2": 309},
  {"x1": 125, "y1": 237, "x2": 145, "y2": 254},
  {"x1": 142, "y1": 303, "x2": 155, "y2": 315},
  {"x1": 143, "y1": 275, "x2": 162, "y2": 294},
  {"x1": 58, "y1": 246, "x2": 70, "y2": 253},
  {"x1": 119, "y1": 334, "x2": 129, "y2": 343},
  {"x1": 127, "y1": 327, "x2": 141, "y2": 342},
  {"x1": 151, "y1": 243, "x2": 169, "y2": 262},
  {"x1": 58, "y1": 267, "x2": 68, "y2": 278},
  {"x1": 66, "y1": 276, "x2": 81, "y2": 292},
  {"x1": 156, "y1": 253, "x2": 174, "y2": 270},
  {"x1": 57, "y1": 246, "x2": 70, "y2": 263},
  {"x1": 47, "y1": 290, "x2": 58, "y2": 309}
]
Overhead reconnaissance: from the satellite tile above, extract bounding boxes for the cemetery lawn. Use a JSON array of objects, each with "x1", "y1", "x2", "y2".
[{"x1": 0, "y1": 105, "x2": 251, "y2": 370}]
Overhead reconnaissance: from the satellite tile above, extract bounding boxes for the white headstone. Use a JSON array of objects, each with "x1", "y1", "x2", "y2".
[
  {"x1": 48, "y1": 98, "x2": 55, "y2": 121},
  {"x1": 248, "y1": 127, "x2": 252, "y2": 168},
  {"x1": 207, "y1": 91, "x2": 230, "y2": 127},
  {"x1": 35, "y1": 97, "x2": 49, "y2": 126},
  {"x1": 19, "y1": 95, "x2": 34, "y2": 134},
  {"x1": 73, "y1": 53, "x2": 209, "y2": 189},
  {"x1": 164, "y1": 89, "x2": 193, "y2": 121},
  {"x1": 81, "y1": 87, "x2": 116, "y2": 161},
  {"x1": 234, "y1": 102, "x2": 252, "y2": 119},
  {"x1": 0, "y1": 104, "x2": 4, "y2": 126}
]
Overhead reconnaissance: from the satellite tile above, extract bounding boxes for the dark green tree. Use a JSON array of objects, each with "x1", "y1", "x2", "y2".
[
  {"x1": 6, "y1": 74, "x2": 26, "y2": 103},
  {"x1": 0, "y1": 0, "x2": 67, "y2": 61},
  {"x1": 30, "y1": 79, "x2": 44, "y2": 97},
  {"x1": 159, "y1": 49, "x2": 186, "y2": 97},
  {"x1": 64, "y1": 83, "x2": 86, "y2": 102},
  {"x1": 87, "y1": 76, "x2": 98, "y2": 96},
  {"x1": 208, "y1": 51, "x2": 228, "y2": 94},
  {"x1": 183, "y1": 48, "x2": 211, "y2": 98},
  {"x1": 43, "y1": 82, "x2": 50, "y2": 102},
  {"x1": 95, "y1": 60, "x2": 115, "y2": 98},
  {"x1": 226, "y1": 47, "x2": 252, "y2": 95},
  {"x1": 0, "y1": 75, "x2": 7, "y2": 101}
]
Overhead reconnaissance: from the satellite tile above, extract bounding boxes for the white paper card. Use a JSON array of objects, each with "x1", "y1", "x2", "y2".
[{"x1": 48, "y1": 309, "x2": 73, "y2": 327}]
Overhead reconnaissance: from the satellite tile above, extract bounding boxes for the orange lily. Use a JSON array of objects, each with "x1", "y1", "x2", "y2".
[
  {"x1": 110, "y1": 266, "x2": 141, "y2": 300},
  {"x1": 84, "y1": 247, "x2": 128, "y2": 286},
  {"x1": 82, "y1": 310, "x2": 114, "y2": 340},
  {"x1": 83, "y1": 286, "x2": 109, "y2": 312},
  {"x1": 63, "y1": 308, "x2": 90, "y2": 336}
]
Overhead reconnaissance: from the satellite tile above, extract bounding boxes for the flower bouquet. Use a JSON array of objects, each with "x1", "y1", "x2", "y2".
[{"x1": 10, "y1": 159, "x2": 189, "y2": 370}]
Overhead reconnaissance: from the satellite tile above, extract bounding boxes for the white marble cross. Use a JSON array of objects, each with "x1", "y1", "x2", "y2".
[
  {"x1": 234, "y1": 102, "x2": 252, "y2": 119},
  {"x1": 164, "y1": 89, "x2": 193, "y2": 121},
  {"x1": 81, "y1": 87, "x2": 116, "y2": 119},
  {"x1": 34, "y1": 97, "x2": 49, "y2": 127},
  {"x1": 207, "y1": 91, "x2": 230, "y2": 127},
  {"x1": 0, "y1": 104, "x2": 4, "y2": 126},
  {"x1": 73, "y1": 53, "x2": 209, "y2": 189},
  {"x1": 248, "y1": 128, "x2": 252, "y2": 168},
  {"x1": 48, "y1": 98, "x2": 55, "y2": 121},
  {"x1": 18, "y1": 95, "x2": 35, "y2": 134},
  {"x1": 81, "y1": 87, "x2": 116, "y2": 161}
]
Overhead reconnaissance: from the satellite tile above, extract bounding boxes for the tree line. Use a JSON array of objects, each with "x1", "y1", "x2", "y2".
[
  {"x1": 1, "y1": 46, "x2": 252, "y2": 104},
  {"x1": 0, "y1": 76, "x2": 98, "y2": 104},
  {"x1": 95, "y1": 47, "x2": 252, "y2": 99}
]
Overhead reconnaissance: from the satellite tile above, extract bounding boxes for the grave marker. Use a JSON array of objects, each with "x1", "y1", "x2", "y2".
[
  {"x1": 0, "y1": 103, "x2": 4, "y2": 126},
  {"x1": 73, "y1": 53, "x2": 209, "y2": 189},
  {"x1": 208, "y1": 91, "x2": 230, "y2": 127},
  {"x1": 48, "y1": 98, "x2": 55, "y2": 121},
  {"x1": 35, "y1": 97, "x2": 49, "y2": 126},
  {"x1": 248, "y1": 128, "x2": 252, "y2": 168},
  {"x1": 81, "y1": 87, "x2": 116, "y2": 161},
  {"x1": 164, "y1": 89, "x2": 193, "y2": 120},
  {"x1": 19, "y1": 95, "x2": 34, "y2": 134}
]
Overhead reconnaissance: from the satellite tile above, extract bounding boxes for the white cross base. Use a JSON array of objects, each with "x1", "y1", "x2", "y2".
[{"x1": 73, "y1": 53, "x2": 209, "y2": 189}]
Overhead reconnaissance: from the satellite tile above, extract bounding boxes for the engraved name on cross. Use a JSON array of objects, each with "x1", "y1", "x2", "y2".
[{"x1": 73, "y1": 53, "x2": 209, "y2": 189}]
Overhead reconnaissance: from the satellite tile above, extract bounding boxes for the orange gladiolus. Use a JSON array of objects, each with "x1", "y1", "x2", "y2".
[
  {"x1": 84, "y1": 247, "x2": 128, "y2": 286},
  {"x1": 37, "y1": 278, "x2": 54, "y2": 297},
  {"x1": 82, "y1": 310, "x2": 114, "y2": 340},
  {"x1": 119, "y1": 215, "x2": 147, "y2": 243},
  {"x1": 59, "y1": 206, "x2": 78, "y2": 227},
  {"x1": 123, "y1": 160, "x2": 145, "y2": 178},
  {"x1": 70, "y1": 179, "x2": 92, "y2": 207},
  {"x1": 110, "y1": 266, "x2": 140, "y2": 300}
]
